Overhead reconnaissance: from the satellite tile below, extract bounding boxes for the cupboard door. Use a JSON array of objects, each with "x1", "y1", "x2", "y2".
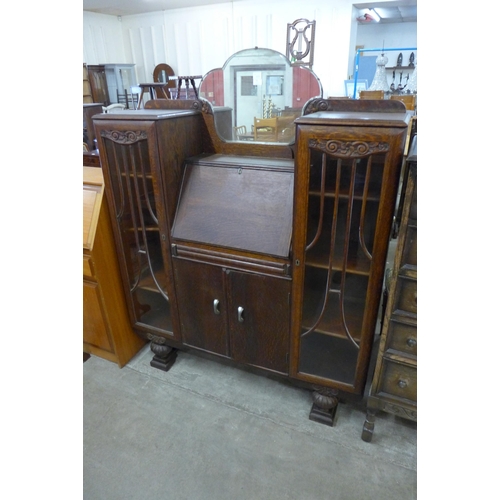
[
  {"x1": 292, "y1": 122, "x2": 404, "y2": 393},
  {"x1": 227, "y1": 271, "x2": 290, "y2": 374},
  {"x1": 97, "y1": 121, "x2": 177, "y2": 339},
  {"x1": 172, "y1": 259, "x2": 229, "y2": 356}
]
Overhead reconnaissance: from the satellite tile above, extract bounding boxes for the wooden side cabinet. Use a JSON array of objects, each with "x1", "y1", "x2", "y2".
[
  {"x1": 93, "y1": 107, "x2": 205, "y2": 370},
  {"x1": 291, "y1": 99, "x2": 410, "y2": 425},
  {"x1": 83, "y1": 166, "x2": 145, "y2": 367},
  {"x1": 362, "y1": 136, "x2": 417, "y2": 441}
]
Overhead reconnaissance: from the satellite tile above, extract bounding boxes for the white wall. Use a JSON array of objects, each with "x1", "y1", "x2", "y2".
[
  {"x1": 354, "y1": 21, "x2": 417, "y2": 70},
  {"x1": 83, "y1": 0, "x2": 416, "y2": 98},
  {"x1": 83, "y1": 11, "x2": 126, "y2": 63}
]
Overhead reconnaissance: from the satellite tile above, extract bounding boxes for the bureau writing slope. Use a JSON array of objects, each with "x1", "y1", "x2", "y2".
[{"x1": 94, "y1": 98, "x2": 409, "y2": 424}]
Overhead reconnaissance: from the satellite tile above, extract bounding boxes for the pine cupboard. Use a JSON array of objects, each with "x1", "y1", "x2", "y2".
[{"x1": 83, "y1": 166, "x2": 146, "y2": 366}]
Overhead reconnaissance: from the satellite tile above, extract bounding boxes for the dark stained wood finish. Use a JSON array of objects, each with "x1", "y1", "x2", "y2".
[
  {"x1": 87, "y1": 65, "x2": 110, "y2": 105},
  {"x1": 290, "y1": 101, "x2": 410, "y2": 415},
  {"x1": 93, "y1": 97, "x2": 411, "y2": 424},
  {"x1": 172, "y1": 155, "x2": 294, "y2": 258},
  {"x1": 362, "y1": 136, "x2": 417, "y2": 442},
  {"x1": 145, "y1": 98, "x2": 295, "y2": 159},
  {"x1": 227, "y1": 271, "x2": 291, "y2": 374},
  {"x1": 93, "y1": 109, "x2": 205, "y2": 355},
  {"x1": 83, "y1": 151, "x2": 100, "y2": 167},
  {"x1": 172, "y1": 258, "x2": 229, "y2": 356}
]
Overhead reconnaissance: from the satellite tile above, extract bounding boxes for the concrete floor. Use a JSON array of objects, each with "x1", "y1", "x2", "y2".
[{"x1": 83, "y1": 341, "x2": 417, "y2": 500}]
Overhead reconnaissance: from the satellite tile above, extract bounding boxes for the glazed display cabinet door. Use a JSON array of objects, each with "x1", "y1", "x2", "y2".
[
  {"x1": 96, "y1": 121, "x2": 178, "y2": 341},
  {"x1": 227, "y1": 271, "x2": 290, "y2": 375},
  {"x1": 291, "y1": 122, "x2": 405, "y2": 396}
]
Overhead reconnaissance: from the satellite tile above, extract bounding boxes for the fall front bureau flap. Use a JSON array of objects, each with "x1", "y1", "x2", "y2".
[{"x1": 171, "y1": 154, "x2": 294, "y2": 258}]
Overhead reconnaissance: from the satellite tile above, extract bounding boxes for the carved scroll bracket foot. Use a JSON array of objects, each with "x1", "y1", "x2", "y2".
[
  {"x1": 309, "y1": 387, "x2": 339, "y2": 427},
  {"x1": 148, "y1": 336, "x2": 177, "y2": 372}
]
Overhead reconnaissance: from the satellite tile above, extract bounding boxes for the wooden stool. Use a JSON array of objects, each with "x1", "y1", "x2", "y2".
[
  {"x1": 176, "y1": 76, "x2": 202, "y2": 99},
  {"x1": 137, "y1": 83, "x2": 170, "y2": 108}
]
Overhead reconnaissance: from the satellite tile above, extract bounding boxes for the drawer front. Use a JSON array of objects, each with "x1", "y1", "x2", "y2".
[
  {"x1": 83, "y1": 255, "x2": 94, "y2": 279},
  {"x1": 386, "y1": 319, "x2": 417, "y2": 357},
  {"x1": 394, "y1": 276, "x2": 417, "y2": 316},
  {"x1": 401, "y1": 224, "x2": 417, "y2": 269},
  {"x1": 379, "y1": 359, "x2": 417, "y2": 403}
]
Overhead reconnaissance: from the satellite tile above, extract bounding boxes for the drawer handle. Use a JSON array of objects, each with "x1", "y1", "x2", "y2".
[
  {"x1": 397, "y1": 379, "x2": 408, "y2": 389},
  {"x1": 406, "y1": 338, "x2": 417, "y2": 348},
  {"x1": 213, "y1": 299, "x2": 220, "y2": 315},
  {"x1": 237, "y1": 306, "x2": 244, "y2": 323}
]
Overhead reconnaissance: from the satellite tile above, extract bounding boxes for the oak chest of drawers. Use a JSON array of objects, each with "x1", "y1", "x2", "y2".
[{"x1": 362, "y1": 136, "x2": 417, "y2": 441}]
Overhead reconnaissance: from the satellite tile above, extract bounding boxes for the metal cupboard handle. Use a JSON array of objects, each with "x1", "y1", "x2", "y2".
[
  {"x1": 213, "y1": 299, "x2": 220, "y2": 315},
  {"x1": 237, "y1": 306, "x2": 244, "y2": 323}
]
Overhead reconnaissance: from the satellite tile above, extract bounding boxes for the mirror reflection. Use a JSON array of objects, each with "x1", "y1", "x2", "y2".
[{"x1": 199, "y1": 47, "x2": 322, "y2": 143}]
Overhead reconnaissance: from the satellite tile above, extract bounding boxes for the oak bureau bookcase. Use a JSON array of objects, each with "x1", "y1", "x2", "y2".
[{"x1": 93, "y1": 48, "x2": 410, "y2": 424}]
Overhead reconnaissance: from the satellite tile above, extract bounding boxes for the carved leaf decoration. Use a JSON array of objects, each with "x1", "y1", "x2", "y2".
[
  {"x1": 309, "y1": 139, "x2": 389, "y2": 158},
  {"x1": 101, "y1": 130, "x2": 148, "y2": 145}
]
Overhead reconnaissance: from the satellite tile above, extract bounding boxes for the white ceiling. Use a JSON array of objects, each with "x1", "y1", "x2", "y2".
[
  {"x1": 83, "y1": 0, "x2": 417, "y2": 22},
  {"x1": 83, "y1": 0, "x2": 236, "y2": 17}
]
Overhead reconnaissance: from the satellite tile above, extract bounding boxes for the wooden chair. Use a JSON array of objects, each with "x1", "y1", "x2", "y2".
[
  {"x1": 390, "y1": 94, "x2": 416, "y2": 111},
  {"x1": 117, "y1": 89, "x2": 139, "y2": 110},
  {"x1": 233, "y1": 125, "x2": 248, "y2": 140},
  {"x1": 101, "y1": 103, "x2": 126, "y2": 113},
  {"x1": 253, "y1": 117, "x2": 279, "y2": 142},
  {"x1": 359, "y1": 90, "x2": 385, "y2": 100}
]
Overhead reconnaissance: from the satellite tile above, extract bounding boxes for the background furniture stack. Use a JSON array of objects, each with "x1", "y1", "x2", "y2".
[{"x1": 362, "y1": 135, "x2": 417, "y2": 441}]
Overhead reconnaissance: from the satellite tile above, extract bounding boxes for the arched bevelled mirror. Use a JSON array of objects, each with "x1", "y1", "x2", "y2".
[{"x1": 198, "y1": 47, "x2": 322, "y2": 143}]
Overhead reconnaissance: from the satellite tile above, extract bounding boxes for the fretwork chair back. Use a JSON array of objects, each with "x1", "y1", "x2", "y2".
[
  {"x1": 117, "y1": 89, "x2": 139, "y2": 110},
  {"x1": 233, "y1": 125, "x2": 247, "y2": 140}
]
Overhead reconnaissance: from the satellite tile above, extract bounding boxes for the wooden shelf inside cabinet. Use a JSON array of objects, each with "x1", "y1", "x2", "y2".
[
  {"x1": 120, "y1": 172, "x2": 154, "y2": 180},
  {"x1": 305, "y1": 227, "x2": 373, "y2": 275},
  {"x1": 301, "y1": 289, "x2": 364, "y2": 343},
  {"x1": 308, "y1": 189, "x2": 380, "y2": 203},
  {"x1": 137, "y1": 266, "x2": 168, "y2": 294}
]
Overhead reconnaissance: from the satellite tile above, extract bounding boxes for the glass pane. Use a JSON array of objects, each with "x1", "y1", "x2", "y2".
[
  {"x1": 104, "y1": 134, "x2": 173, "y2": 334},
  {"x1": 299, "y1": 149, "x2": 386, "y2": 384}
]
